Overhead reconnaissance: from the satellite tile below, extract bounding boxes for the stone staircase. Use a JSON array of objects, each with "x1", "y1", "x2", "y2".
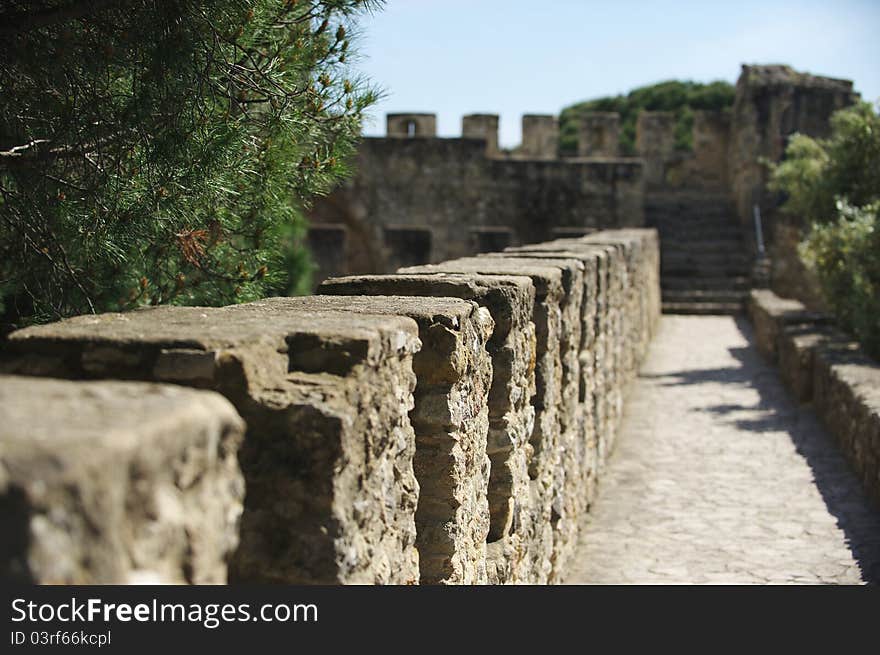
[{"x1": 646, "y1": 192, "x2": 752, "y2": 315}]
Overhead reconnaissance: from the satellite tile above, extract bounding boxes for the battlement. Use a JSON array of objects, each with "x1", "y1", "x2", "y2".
[
  {"x1": 387, "y1": 112, "x2": 437, "y2": 137},
  {"x1": 375, "y1": 109, "x2": 728, "y2": 168}
]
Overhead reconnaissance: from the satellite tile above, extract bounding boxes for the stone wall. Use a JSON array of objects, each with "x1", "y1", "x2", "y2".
[
  {"x1": 308, "y1": 114, "x2": 645, "y2": 282},
  {"x1": 729, "y1": 65, "x2": 858, "y2": 231},
  {"x1": 748, "y1": 290, "x2": 880, "y2": 508},
  {"x1": 308, "y1": 64, "x2": 859, "y2": 300},
  {"x1": 635, "y1": 109, "x2": 732, "y2": 192},
  {"x1": 0, "y1": 228, "x2": 661, "y2": 585}
]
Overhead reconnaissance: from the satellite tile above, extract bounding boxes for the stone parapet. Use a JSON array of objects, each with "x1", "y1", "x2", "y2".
[
  {"x1": 748, "y1": 289, "x2": 880, "y2": 509},
  {"x1": 0, "y1": 376, "x2": 245, "y2": 584},
  {"x1": 1, "y1": 229, "x2": 662, "y2": 585}
]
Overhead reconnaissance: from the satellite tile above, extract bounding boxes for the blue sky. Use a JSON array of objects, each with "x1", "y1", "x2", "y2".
[{"x1": 353, "y1": 0, "x2": 880, "y2": 147}]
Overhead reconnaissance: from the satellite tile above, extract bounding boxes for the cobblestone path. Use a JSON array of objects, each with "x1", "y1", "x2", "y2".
[{"x1": 568, "y1": 315, "x2": 880, "y2": 584}]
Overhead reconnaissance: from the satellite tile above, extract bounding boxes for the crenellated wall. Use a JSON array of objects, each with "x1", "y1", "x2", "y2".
[
  {"x1": 307, "y1": 113, "x2": 646, "y2": 283},
  {"x1": 0, "y1": 229, "x2": 660, "y2": 585}
]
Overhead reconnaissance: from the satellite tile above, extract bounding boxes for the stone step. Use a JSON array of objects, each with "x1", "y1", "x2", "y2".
[
  {"x1": 656, "y1": 223, "x2": 744, "y2": 234},
  {"x1": 661, "y1": 240, "x2": 747, "y2": 255},
  {"x1": 645, "y1": 207, "x2": 736, "y2": 222},
  {"x1": 646, "y1": 204, "x2": 735, "y2": 215},
  {"x1": 652, "y1": 218, "x2": 741, "y2": 231},
  {"x1": 655, "y1": 226, "x2": 743, "y2": 239},
  {"x1": 662, "y1": 289, "x2": 749, "y2": 304},
  {"x1": 661, "y1": 301, "x2": 744, "y2": 315},
  {"x1": 662, "y1": 253, "x2": 752, "y2": 269},
  {"x1": 648, "y1": 207, "x2": 736, "y2": 217},
  {"x1": 663, "y1": 267, "x2": 753, "y2": 279},
  {"x1": 661, "y1": 275, "x2": 752, "y2": 291}
]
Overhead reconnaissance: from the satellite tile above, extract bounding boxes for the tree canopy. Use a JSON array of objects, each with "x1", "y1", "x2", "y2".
[
  {"x1": 0, "y1": 0, "x2": 381, "y2": 333},
  {"x1": 559, "y1": 80, "x2": 735, "y2": 156}
]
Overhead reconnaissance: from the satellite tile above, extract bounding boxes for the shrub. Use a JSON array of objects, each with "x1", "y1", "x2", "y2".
[
  {"x1": 770, "y1": 101, "x2": 880, "y2": 357},
  {"x1": 799, "y1": 201, "x2": 880, "y2": 356}
]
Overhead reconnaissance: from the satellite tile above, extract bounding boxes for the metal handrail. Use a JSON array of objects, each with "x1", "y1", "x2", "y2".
[{"x1": 752, "y1": 204, "x2": 766, "y2": 256}]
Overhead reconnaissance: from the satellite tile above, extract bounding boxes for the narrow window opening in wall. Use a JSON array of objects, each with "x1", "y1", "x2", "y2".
[{"x1": 407, "y1": 120, "x2": 417, "y2": 137}]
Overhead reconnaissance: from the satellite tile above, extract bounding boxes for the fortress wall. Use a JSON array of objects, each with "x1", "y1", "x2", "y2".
[
  {"x1": 308, "y1": 136, "x2": 645, "y2": 281},
  {"x1": 1, "y1": 228, "x2": 661, "y2": 585}
]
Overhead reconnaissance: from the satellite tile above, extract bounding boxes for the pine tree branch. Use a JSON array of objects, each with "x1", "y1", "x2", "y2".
[{"x1": 0, "y1": 0, "x2": 125, "y2": 36}]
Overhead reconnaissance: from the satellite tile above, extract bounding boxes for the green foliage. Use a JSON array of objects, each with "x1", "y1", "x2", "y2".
[
  {"x1": 799, "y1": 201, "x2": 880, "y2": 357},
  {"x1": 559, "y1": 80, "x2": 735, "y2": 156},
  {"x1": 0, "y1": 0, "x2": 381, "y2": 331},
  {"x1": 765, "y1": 134, "x2": 830, "y2": 221},
  {"x1": 769, "y1": 101, "x2": 880, "y2": 357},
  {"x1": 769, "y1": 102, "x2": 880, "y2": 225}
]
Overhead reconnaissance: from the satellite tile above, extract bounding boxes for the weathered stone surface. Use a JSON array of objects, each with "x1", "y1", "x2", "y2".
[
  {"x1": 501, "y1": 245, "x2": 604, "y2": 512},
  {"x1": 747, "y1": 289, "x2": 820, "y2": 362},
  {"x1": 577, "y1": 112, "x2": 620, "y2": 157},
  {"x1": 507, "y1": 229, "x2": 661, "y2": 517},
  {"x1": 399, "y1": 258, "x2": 565, "y2": 583},
  {"x1": 2, "y1": 301, "x2": 422, "y2": 584},
  {"x1": 0, "y1": 228, "x2": 664, "y2": 586},
  {"x1": 582, "y1": 230, "x2": 660, "y2": 386},
  {"x1": 307, "y1": 134, "x2": 645, "y2": 282},
  {"x1": 778, "y1": 323, "x2": 836, "y2": 403},
  {"x1": 812, "y1": 338, "x2": 880, "y2": 509},
  {"x1": 749, "y1": 287, "x2": 880, "y2": 512},
  {"x1": 483, "y1": 253, "x2": 585, "y2": 579},
  {"x1": 570, "y1": 315, "x2": 880, "y2": 585},
  {"x1": 0, "y1": 376, "x2": 245, "y2": 584},
  {"x1": 521, "y1": 115, "x2": 559, "y2": 159},
  {"x1": 318, "y1": 274, "x2": 537, "y2": 584},
  {"x1": 729, "y1": 64, "x2": 858, "y2": 228},
  {"x1": 268, "y1": 294, "x2": 494, "y2": 585}
]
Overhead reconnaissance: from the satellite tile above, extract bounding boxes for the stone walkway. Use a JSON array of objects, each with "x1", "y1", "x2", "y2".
[{"x1": 568, "y1": 315, "x2": 880, "y2": 584}]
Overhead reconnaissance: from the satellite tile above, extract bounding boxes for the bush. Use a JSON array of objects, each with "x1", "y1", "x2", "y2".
[
  {"x1": 799, "y1": 201, "x2": 880, "y2": 357},
  {"x1": 770, "y1": 101, "x2": 880, "y2": 357},
  {"x1": 0, "y1": 0, "x2": 381, "y2": 332}
]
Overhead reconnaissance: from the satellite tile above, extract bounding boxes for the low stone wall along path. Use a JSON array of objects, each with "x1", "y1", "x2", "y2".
[{"x1": 569, "y1": 315, "x2": 880, "y2": 584}]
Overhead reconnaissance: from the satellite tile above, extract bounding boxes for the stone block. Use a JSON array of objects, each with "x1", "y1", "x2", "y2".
[
  {"x1": 275, "y1": 295, "x2": 494, "y2": 585},
  {"x1": 482, "y1": 253, "x2": 587, "y2": 579},
  {"x1": 778, "y1": 323, "x2": 835, "y2": 403},
  {"x1": 387, "y1": 113, "x2": 437, "y2": 138},
  {"x1": 2, "y1": 302, "x2": 422, "y2": 584},
  {"x1": 521, "y1": 114, "x2": 559, "y2": 159},
  {"x1": 812, "y1": 338, "x2": 880, "y2": 508},
  {"x1": 462, "y1": 114, "x2": 500, "y2": 156},
  {"x1": 577, "y1": 112, "x2": 620, "y2": 157},
  {"x1": 501, "y1": 245, "x2": 605, "y2": 508},
  {"x1": 748, "y1": 289, "x2": 823, "y2": 363},
  {"x1": 319, "y1": 273, "x2": 537, "y2": 584},
  {"x1": 0, "y1": 376, "x2": 245, "y2": 584},
  {"x1": 399, "y1": 257, "x2": 565, "y2": 583}
]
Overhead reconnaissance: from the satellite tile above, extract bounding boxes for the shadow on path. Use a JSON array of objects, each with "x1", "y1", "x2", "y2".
[{"x1": 640, "y1": 316, "x2": 880, "y2": 583}]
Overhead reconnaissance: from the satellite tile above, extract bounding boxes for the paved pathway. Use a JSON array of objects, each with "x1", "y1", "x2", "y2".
[{"x1": 568, "y1": 315, "x2": 880, "y2": 584}]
